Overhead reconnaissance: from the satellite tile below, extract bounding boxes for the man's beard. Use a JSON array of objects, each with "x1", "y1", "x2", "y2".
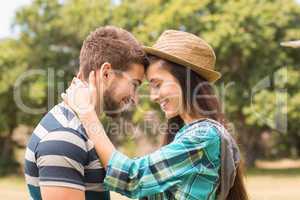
[{"x1": 103, "y1": 89, "x2": 122, "y2": 118}]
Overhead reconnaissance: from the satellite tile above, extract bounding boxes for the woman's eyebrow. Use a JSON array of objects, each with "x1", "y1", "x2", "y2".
[
  {"x1": 149, "y1": 78, "x2": 160, "y2": 83},
  {"x1": 133, "y1": 79, "x2": 142, "y2": 85}
]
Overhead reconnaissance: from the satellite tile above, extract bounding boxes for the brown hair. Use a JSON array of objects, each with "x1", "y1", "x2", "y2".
[
  {"x1": 148, "y1": 56, "x2": 248, "y2": 200},
  {"x1": 79, "y1": 26, "x2": 148, "y2": 79}
]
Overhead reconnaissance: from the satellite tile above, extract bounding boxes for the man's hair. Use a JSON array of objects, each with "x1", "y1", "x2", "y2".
[{"x1": 79, "y1": 26, "x2": 148, "y2": 79}]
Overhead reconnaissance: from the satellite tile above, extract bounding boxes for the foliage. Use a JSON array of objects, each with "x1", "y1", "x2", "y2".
[{"x1": 0, "y1": 0, "x2": 300, "y2": 174}]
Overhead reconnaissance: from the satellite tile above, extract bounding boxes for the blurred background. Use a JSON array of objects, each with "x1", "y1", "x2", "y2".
[{"x1": 0, "y1": 0, "x2": 300, "y2": 199}]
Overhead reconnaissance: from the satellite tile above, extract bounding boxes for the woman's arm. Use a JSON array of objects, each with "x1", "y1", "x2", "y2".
[
  {"x1": 62, "y1": 71, "x2": 116, "y2": 168},
  {"x1": 101, "y1": 126, "x2": 220, "y2": 198},
  {"x1": 62, "y1": 73, "x2": 220, "y2": 198},
  {"x1": 80, "y1": 111, "x2": 115, "y2": 168},
  {"x1": 78, "y1": 110, "x2": 220, "y2": 198}
]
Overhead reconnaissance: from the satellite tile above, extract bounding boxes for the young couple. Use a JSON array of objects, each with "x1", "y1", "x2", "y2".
[{"x1": 25, "y1": 26, "x2": 248, "y2": 200}]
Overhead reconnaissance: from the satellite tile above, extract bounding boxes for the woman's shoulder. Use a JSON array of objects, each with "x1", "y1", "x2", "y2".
[
  {"x1": 178, "y1": 118, "x2": 223, "y2": 141},
  {"x1": 176, "y1": 119, "x2": 222, "y2": 161}
]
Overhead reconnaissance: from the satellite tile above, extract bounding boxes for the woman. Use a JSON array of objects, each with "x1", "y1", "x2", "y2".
[{"x1": 62, "y1": 30, "x2": 248, "y2": 200}]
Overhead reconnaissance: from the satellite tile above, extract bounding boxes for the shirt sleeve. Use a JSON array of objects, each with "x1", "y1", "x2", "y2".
[
  {"x1": 35, "y1": 130, "x2": 88, "y2": 191},
  {"x1": 103, "y1": 126, "x2": 220, "y2": 198}
]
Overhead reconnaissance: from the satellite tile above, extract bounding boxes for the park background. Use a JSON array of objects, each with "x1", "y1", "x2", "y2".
[{"x1": 0, "y1": 0, "x2": 300, "y2": 199}]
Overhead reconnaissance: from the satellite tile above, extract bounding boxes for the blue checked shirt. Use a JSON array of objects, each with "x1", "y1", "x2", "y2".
[{"x1": 103, "y1": 119, "x2": 221, "y2": 200}]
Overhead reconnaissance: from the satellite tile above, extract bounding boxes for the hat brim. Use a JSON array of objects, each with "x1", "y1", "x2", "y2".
[{"x1": 143, "y1": 46, "x2": 221, "y2": 83}]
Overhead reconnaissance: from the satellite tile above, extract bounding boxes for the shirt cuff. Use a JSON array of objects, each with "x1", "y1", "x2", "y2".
[
  {"x1": 39, "y1": 180, "x2": 85, "y2": 191},
  {"x1": 103, "y1": 150, "x2": 131, "y2": 190}
]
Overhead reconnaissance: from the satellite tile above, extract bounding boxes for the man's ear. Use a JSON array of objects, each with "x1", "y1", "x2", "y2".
[{"x1": 99, "y1": 62, "x2": 113, "y2": 83}]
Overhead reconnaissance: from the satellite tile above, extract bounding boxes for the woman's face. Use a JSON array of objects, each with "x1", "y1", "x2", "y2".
[{"x1": 146, "y1": 60, "x2": 183, "y2": 119}]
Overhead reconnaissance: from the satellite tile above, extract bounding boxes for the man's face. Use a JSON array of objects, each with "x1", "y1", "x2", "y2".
[{"x1": 102, "y1": 63, "x2": 145, "y2": 118}]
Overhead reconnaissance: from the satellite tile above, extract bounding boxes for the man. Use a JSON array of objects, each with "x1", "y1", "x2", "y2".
[{"x1": 24, "y1": 26, "x2": 148, "y2": 200}]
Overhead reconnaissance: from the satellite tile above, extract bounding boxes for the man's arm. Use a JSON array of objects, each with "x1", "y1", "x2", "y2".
[
  {"x1": 41, "y1": 186, "x2": 84, "y2": 200},
  {"x1": 36, "y1": 129, "x2": 88, "y2": 200}
]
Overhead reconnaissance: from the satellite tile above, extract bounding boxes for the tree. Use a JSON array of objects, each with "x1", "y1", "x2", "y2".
[
  {"x1": 1, "y1": 0, "x2": 300, "y2": 174},
  {"x1": 0, "y1": 39, "x2": 30, "y2": 174},
  {"x1": 243, "y1": 67, "x2": 300, "y2": 159},
  {"x1": 0, "y1": 0, "x2": 114, "y2": 174},
  {"x1": 126, "y1": 0, "x2": 300, "y2": 167}
]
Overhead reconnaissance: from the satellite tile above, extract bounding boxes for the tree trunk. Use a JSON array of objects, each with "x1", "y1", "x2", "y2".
[
  {"x1": 0, "y1": 132, "x2": 14, "y2": 161},
  {"x1": 0, "y1": 124, "x2": 18, "y2": 175},
  {"x1": 0, "y1": 88, "x2": 19, "y2": 175},
  {"x1": 244, "y1": 141, "x2": 260, "y2": 168},
  {"x1": 235, "y1": 113, "x2": 262, "y2": 168}
]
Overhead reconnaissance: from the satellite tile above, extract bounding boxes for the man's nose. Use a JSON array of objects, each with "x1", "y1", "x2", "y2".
[{"x1": 150, "y1": 90, "x2": 159, "y2": 102}]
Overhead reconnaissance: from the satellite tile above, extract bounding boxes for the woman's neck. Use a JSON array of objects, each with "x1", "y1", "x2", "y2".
[{"x1": 179, "y1": 112, "x2": 206, "y2": 125}]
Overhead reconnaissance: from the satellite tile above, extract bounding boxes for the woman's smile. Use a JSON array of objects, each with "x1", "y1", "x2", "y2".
[
  {"x1": 56, "y1": 28, "x2": 247, "y2": 200},
  {"x1": 159, "y1": 98, "x2": 169, "y2": 111}
]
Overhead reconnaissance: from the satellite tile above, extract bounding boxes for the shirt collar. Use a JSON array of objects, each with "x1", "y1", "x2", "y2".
[{"x1": 174, "y1": 118, "x2": 208, "y2": 140}]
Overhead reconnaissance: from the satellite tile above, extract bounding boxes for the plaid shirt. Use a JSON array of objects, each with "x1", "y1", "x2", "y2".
[{"x1": 103, "y1": 119, "x2": 221, "y2": 200}]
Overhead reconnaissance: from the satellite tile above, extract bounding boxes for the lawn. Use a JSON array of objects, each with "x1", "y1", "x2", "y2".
[
  {"x1": 1, "y1": 168, "x2": 299, "y2": 200},
  {"x1": 246, "y1": 168, "x2": 300, "y2": 200},
  {"x1": 0, "y1": 175, "x2": 128, "y2": 200}
]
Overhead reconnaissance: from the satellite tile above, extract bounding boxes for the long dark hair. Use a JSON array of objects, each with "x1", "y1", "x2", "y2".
[{"x1": 148, "y1": 56, "x2": 248, "y2": 200}]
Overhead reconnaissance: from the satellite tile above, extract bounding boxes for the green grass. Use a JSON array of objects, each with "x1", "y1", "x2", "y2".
[
  {"x1": 247, "y1": 167, "x2": 300, "y2": 176},
  {"x1": 0, "y1": 176, "x2": 28, "y2": 200},
  {"x1": 0, "y1": 176, "x2": 130, "y2": 200},
  {"x1": 1, "y1": 168, "x2": 300, "y2": 200},
  {"x1": 246, "y1": 168, "x2": 300, "y2": 200}
]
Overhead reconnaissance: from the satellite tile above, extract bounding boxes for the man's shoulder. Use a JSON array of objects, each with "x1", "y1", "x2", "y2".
[
  {"x1": 25, "y1": 104, "x2": 109, "y2": 199},
  {"x1": 38, "y1": 103, "x2": 82, "y2": 133},
  {"x1": 27, "y1": 103, "x2": 88, "y2": 153}
]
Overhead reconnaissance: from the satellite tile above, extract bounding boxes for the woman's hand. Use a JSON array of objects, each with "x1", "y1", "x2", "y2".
[
  {"x1": 61, "y1": 71, "x2": 97, "y2": 118},
  {"x1": 62, "y1": 72, "x2": 115, "y2": 168}
]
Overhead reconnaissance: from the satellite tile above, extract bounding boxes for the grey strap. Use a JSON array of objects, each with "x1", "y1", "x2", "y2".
[{"x1": 206, "y1": 119, "x2": 240, "y2": 200}]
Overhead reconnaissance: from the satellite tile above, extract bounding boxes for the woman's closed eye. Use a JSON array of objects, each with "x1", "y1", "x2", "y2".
[{"x1": 151, "y1": 80, "x2": 162, "y2": 89}]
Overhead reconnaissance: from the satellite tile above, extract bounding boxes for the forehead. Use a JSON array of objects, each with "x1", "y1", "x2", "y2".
[
  {"x1": 146, "y1": 61, "x2": 174, "y2": 82},
  {"x1": 122, "y1": 63, "x2": 145, "y2": 80}
]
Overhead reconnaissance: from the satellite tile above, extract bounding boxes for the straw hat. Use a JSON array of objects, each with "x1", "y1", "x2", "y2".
[
  {"x1": 280, "y1": 40, "x2": 300, "y2": 48},
  {"x1": 144, "y1": 30, "x2": 221, "y2": 82}
]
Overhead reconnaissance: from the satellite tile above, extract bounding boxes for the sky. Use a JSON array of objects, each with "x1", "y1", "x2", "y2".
[
  {"x1": 1, "y1": 0, "x2": 300, "y2": 39},
  {"x1": 0, "y1": 0, "x2": 32, "y2": 38}
]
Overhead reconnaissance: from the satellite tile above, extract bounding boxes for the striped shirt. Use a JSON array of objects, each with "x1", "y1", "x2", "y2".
[
  {"x1": 103, "y1": 119, "x2": 221, "y2": 200},
  {"x1": 24, "y1": 102, "x2": 110, "y2": 200}
]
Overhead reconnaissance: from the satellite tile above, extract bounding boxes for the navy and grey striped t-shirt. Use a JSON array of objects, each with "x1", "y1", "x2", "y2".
[{"x1": 24, "y1": 102, "x2": 110, "y2": 200}]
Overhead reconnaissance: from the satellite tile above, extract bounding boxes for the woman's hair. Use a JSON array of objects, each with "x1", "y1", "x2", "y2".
[{"x1": 148, "y1": 55, "x2": 248, "y2": 200}]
